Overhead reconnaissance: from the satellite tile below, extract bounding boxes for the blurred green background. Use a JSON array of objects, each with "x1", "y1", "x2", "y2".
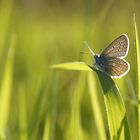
[{"x1": 0, "y1": 0, "x2": 139, "y2": 139}]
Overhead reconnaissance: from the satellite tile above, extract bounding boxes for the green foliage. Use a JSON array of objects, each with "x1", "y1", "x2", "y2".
[
  {"x1": 134, "y1": 15, "x2": 140, "y2": 140},
  {"x1": 0, "y1": 0, "x2": 139, "y2": 140},
  {"x1": 51, "y1": 62, "x2": 131, "y2": 140},
  {"x1": 97, "y1": 71, "x2": 130, "y2": 140},
  {"x1": 51, "y1": 62, "x2": 92, "y2": 71},
  {"x1": 87, "y1": 72, "x2": 106, "y2": 140},
  {"x1": 0, "y1": 34, "x2": 15, "y2": 139}
]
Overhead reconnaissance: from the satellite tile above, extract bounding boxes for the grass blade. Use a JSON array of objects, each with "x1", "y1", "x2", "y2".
[
  {"x1": 51, "y1": 62, "x2": 92, "y2": 71},
  {"x1": 65, "y1": 73, "x2": 86, "y2": 140},
  {"x1": 87, "y1": 72, "x2": 106, "y2": 140},
  {"x1": 96, "y1": 70, "x2": 131, "y2": 140},
  {"x1": 43, "y1": 72, "x2": 59, "y2": 140},
  {"x1": 0, "y1": 34, "x2": 16, "y2": 138},
  {"x1": 51, "y1": 62, "x2": 131, "y2": 139},
  {"x1": 133, "y1": 15, "x2": 140, "y2": 140},
  {"x1": 18, "y1": 84, "x2": 28, "y2": 140},
  {"x1": 28, "y1": 81, "x2": 47, "y2": 139}
]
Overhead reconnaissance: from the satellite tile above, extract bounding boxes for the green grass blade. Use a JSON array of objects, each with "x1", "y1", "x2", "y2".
[
  {"x1": 43, "y1": 115, "x2": 51, "y2": 140},
  {"x1": 65, "y1": 73, "x2": 86, "y2": 140},
  {"x1": 87, "y1": 72, "x2": 106, "y2": 140},
  {"x1": 43, "y1": 72, "x2": 59, "y2": 140},
  {"x1": 51, "y1": 62, "x2": 131, "y2": 139},
  {"x1": 0, "y1": 34, "x2": 16, "y2": 138},
  {"x1": 133, "y1": 15, "x2": 140, "y2": 140},
  {"x1": 28, "y1": 82, "x2": 47, "y2": 138},
  {"x1": 96, "y1": 70, "x2": 131, "y2": 140},
  {"x1": 51, "y1": 62, "x2": 92, "y2": 71},
  {"x1": 18, "y1": 84, "x2": 28, "y2": 140}
]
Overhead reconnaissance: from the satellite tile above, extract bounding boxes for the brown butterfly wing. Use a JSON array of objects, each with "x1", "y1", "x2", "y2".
[
  {"x1": 100, "y1": 34, "x2": 129, "y2": 58},
  {"x1": 103, "y1": 57, "x2": 130, "y2": 78}
]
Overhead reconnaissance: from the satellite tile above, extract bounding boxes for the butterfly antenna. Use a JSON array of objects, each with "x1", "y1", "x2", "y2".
[{"x1": 84, "y1": 41, "x2": 95, "y2": 56}]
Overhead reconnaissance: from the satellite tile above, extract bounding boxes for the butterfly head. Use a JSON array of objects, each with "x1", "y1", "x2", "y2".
[{"x1": 94, "y1": 54, "x2": 100, "y2": 65}]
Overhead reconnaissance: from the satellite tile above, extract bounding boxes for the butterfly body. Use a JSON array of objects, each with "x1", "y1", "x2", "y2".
[
  {"x1": 94, "y1": 55, "x2": 106, "y2": 70},
  {"x1": 85, "y1": 34, "x2": 130, "y2": 78}
]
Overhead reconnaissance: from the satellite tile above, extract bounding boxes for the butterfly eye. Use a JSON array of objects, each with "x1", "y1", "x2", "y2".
[{"x1": 94, "y1": 55, "x2": 98, "y2": 59}]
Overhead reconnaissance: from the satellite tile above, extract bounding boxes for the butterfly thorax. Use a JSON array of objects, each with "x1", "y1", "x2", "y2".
[{"x1": 94, "y1": 55, "x2": 106, "y2": 70}]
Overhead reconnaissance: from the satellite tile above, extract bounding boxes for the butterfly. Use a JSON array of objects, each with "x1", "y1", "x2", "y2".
[{"x1": 84, "y1": 34, "x2": 130, "y2": 78}]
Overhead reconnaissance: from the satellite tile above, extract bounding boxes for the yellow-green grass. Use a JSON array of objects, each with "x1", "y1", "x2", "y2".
[{"x1": 0, "y1": 0, "x2": 139, "y2": 140}]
